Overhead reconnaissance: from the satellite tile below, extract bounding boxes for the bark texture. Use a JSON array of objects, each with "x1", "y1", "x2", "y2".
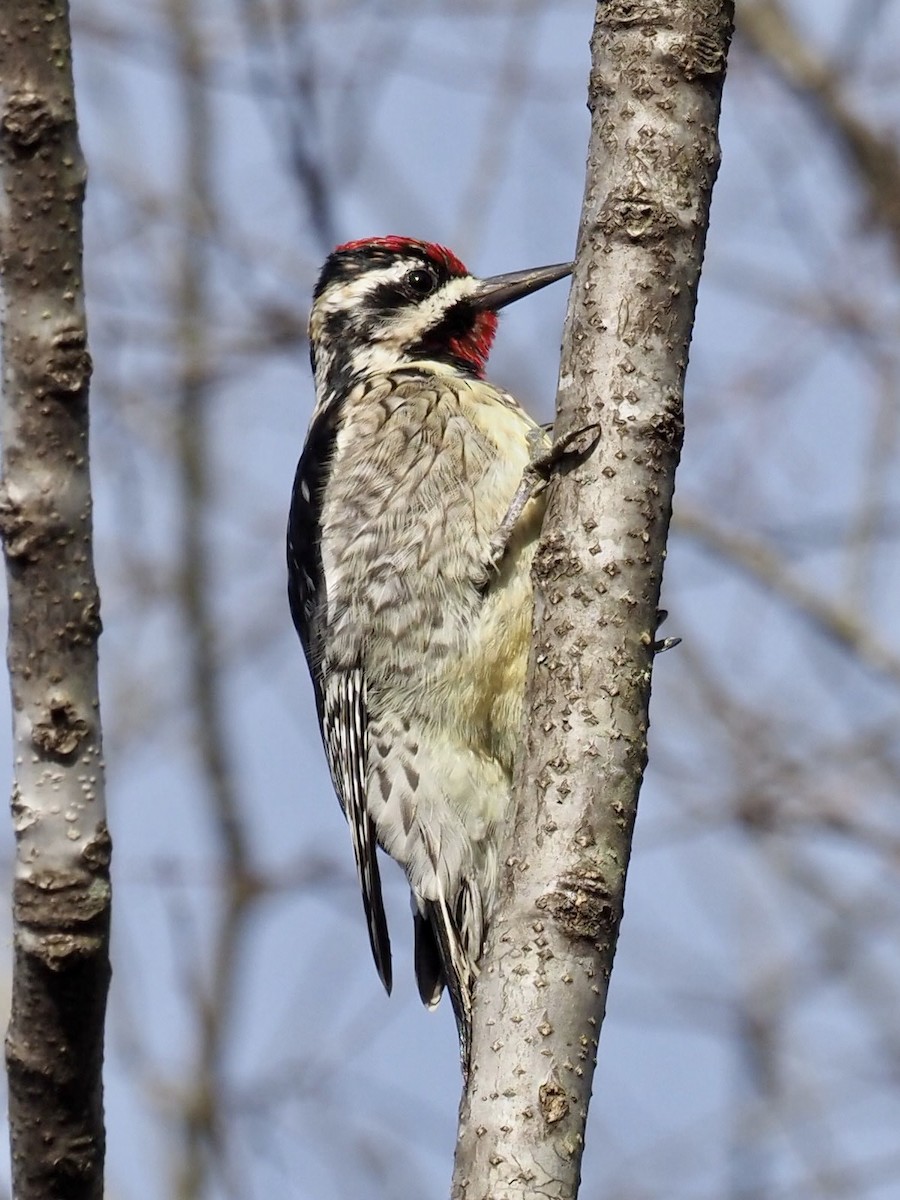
[
  {"x1": 452, "y1": 3, "x2": 733, "y2": 1197},
  {"x1": 0, "y1": 3, "x2": 111, "y2": 1198}
]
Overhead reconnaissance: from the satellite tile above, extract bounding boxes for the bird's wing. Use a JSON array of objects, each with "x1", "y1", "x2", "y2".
[
  {"x1": 287, "y1": 406, "x2": 393, "y2": 994},
  {"x1": 320, "y1": 667, "x2": 392, "y2": 994}
]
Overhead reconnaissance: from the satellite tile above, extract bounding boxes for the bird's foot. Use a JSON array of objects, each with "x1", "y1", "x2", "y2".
[
  {"x1": 652, "y1": 608, "x2": 681, "y2": 654},
  {"x1": 486, "y1": 421, "x2": 602, "y2": 573}
]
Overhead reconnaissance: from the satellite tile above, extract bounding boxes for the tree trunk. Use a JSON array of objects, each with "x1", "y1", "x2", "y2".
[
  {"x1": 452, "y1": 2, "x2": 734, "y2": 1197},
  {"x1": 0, "y1": 3, "x2": 111, "y2": 1198}
]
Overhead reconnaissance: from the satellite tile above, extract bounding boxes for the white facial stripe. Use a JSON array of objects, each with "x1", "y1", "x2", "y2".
[
  {"x1": 376, "y1": 275, "x2": 478, "y2": 344},
  {"x1": 318, "y1": 260, "x2": 478, "y2": 333},
  {"x1": 341, "y1": 343, "x2": 465, "y2": 379},
  {"x1": 319, "y1": 260, "x2": 422, "y2": 312}
]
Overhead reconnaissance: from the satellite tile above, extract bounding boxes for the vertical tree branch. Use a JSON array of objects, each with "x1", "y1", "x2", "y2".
[
  {"x1": 0, "y1": 3, "x2": 111, "y2": 1199},
  {"x1": 452, "y1": 3, "x2": 733, "y2": 1197}
]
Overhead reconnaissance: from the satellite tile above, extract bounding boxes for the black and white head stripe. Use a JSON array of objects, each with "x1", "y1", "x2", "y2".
[
  {"x1": 314, "y1": 236, "x2": 470, "y2": 302},
  {"x1": 309, "y1": 236, "x2": 500, "y2": 386}
]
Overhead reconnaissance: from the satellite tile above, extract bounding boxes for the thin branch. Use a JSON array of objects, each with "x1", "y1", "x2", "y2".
[
  {"x1": 674, "y1": 504, "x2": 900, "y2": 686},
  {"x1": 739, "y1": 0, "x2": 900, "y2": 265},
  {"x1": 0, "y1": 2, "x2": 111, "y2": 1197},
  {"x1": 165, "y1": 1, "x2": 255, "y2": 1196}
]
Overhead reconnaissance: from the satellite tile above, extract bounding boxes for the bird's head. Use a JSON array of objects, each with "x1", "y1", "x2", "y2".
[{"x1": 308, "y1": 236, "x2": 571, "y2": 400}]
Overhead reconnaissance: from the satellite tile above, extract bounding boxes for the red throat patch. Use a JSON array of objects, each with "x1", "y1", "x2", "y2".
[{"x1": 448, "y1": 310, "x2": 498, "y2": 376}]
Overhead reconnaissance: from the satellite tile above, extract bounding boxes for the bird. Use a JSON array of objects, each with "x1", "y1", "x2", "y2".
[{"x1": 287, "y1": 235, "x2": 571, "y2": 1066}]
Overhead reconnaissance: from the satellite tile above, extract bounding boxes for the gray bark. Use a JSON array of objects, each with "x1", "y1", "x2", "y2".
[
  {"x1": 0, "y1": 3, "x2": 111, "y2": 1198},
  {"x1": 452, "y1": 3, "x2": 733, "y2": 1197}
]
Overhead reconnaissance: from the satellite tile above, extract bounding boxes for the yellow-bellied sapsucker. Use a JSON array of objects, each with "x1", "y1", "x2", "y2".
[{"x1": 287, "y1": 236, "x2": 571, "y2": 1064}]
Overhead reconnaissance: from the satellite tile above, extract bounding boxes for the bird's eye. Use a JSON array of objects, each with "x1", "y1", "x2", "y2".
[{"x1": 405, "y1": 268, "x2": 436, "y2": 297}]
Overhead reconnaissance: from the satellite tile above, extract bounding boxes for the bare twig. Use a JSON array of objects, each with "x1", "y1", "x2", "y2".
[
  {"x1": 0, "y1": 2, "x2": 111, "y2": 1197},
  {"x1": 165, "y1": 2, "x2": 255, "y2": 1196},
  {"x1": 674, "y1": 504, "x2": 900, "y2": 686},
  {"x1": 739, "y1": 0, "x2": 900, "y2": 264}
]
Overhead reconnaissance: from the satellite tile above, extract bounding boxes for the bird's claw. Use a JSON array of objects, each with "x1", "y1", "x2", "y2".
[
  {"x1": 486, "y1": 421, "x2": 602, "y2": 574},
  {"x1": 652, "y1": 609, "x2": 680, "y2": 653},
  {"x1": 526, "y1": 420, "x2": 602, "y2": 478},
  {"x1": 652, "y1": 635, "x2": 682, "y2": 654}
]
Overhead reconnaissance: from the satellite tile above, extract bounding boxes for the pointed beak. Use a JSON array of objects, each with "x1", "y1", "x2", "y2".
[{"x1": 468, "y1": 260, "x2": 573, "y2": 312}]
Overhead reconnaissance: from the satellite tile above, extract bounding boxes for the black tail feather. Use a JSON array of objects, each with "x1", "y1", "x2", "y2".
[{"x1": 421, "y1": 897, "x2": 474, "y2": 1076}]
